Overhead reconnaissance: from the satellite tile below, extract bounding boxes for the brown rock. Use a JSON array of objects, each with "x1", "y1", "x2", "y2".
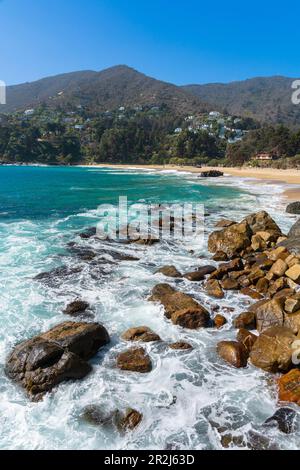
[
  {"x1": 236, "y1": 329, "x2": 257, "y2": 353},
  {"x1": 278, "y1": 369, "x2": 300, "y2": 405},
  {"x1": 5, "y1": 322, "x2": 110, "y2": 400},
  {"x1": 286, "y1": 265, "x2": 300, "y2": 283},
  {"x1": 171, "y1": 308, "x2": 210, "y2": 329},
  {"x1": 254, "y1": 298, "x2": 285, "y2": 332},
  {"x1": 273, "y1": 288, "x2": 295, "y2": 300},
  {"x1": 155, "y1": 266, "x2": 182, "y2": 278},
  {"x1": 268, "y1": 246, "x2": 288, "y2": 262},
  {"x1": 270, "y1": 259, "x2": 288, "y2": 277},
  {"x1": 248, "y1": 268, "x2": 265, "y2": 284},
  {"x1": 251, "y1": 234, "x2": 267, "y2": 252},
  {"x1": 117, "y1": 408, "x2": 143, "y2": 431},
  {"x1": 214, "y1": 314, "x2": 227, "y2": 329},
  {"x1": 205, "y1": 279, "x2": 225, "y2": 299},
  {"x1": 64, "y1": 300, "x2": 90, "y2": 316},
  {"x1": 215, "y1": 219, "x2": 236, "y2": 228},
  {"x1": 233, "y1": 312, "x2": 256, "y2": 330},
  {"x1": 121, "y1": 326, "x2": 161, "y2": 343},
  {"x1": 285, "y1": 297, "x2": 300, "y2": 314},
  {"x1": 243, "y1": 211, "x2": 282, "y2": 238},
  {"x1": 220, "y1": 278, "x2": 239, "y2": 290},
  {"x1": 249, "y1": 326, "x2": 296, "y2": 372},
  {"x1": 268, "y1": 277, "x2": 288, "y2": 297},
  {"x1": 169, "y1": 342, "x2": 193, "y2": 350},
  {"x1": 196, "y1": 265, "x2": 216, "y2": 276},
  {"x1": 256, "y1": 277, "x2": 269, "y2": 294},
  {"x1": 117, "y1": 348, "x2": 152, "y2": 373},
  {"x1": 217, "y1": 341, "x2": 248, "y2": 368},
  {"x1": 208, "y1": 222, "x2": 252, "y2": 258},
  {"x1": 240, "y1": 287, "x2": 263, "y2": 300},
  {"x1": 183, "y1": 271, "x2": 205, "y2": 282},
  {"x1": 284, "y1": 311, "x2": 300, "y2": 335},
  {"x1": 150, "y1": 284, "x2": 210, "y2": 329},
  {"x1": 212, "y1": 251, "x2": 228, "y2": 261}
]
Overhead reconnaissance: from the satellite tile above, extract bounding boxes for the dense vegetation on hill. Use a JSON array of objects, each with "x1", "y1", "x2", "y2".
[
  {"x1": 183, "y1": 76, "x2": 300, "y2": 128},
  {"x1": 0, "y1": 104, "x2": 299, "y2": 167}
]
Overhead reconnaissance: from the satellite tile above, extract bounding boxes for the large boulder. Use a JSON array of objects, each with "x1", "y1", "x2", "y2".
[
  {"x1": 243, "y1": 211, "x2": 282, "y2": 239},
  {"x1": 217, "y1": 341, "x2": 248, "y2": 368},
  {"x1": 149, "y1": 284, "x2": 210, "y2": 329},
  {"x1": 249, "y1": 326, "x2": 296, "y2": 372},
  {"x1": 155, "y1": 266, "x2": 182, "y2": 278},
  {"x1": 205, "y1": 279, "x2": 225, "y2": 299},
  {"x1": 117, "y1": 347, "x2": 152, "y2": 373},
  {"x1": 5, "y1": 322, "x2": 110, "y2": 400},
  {"x1": 208, "y1": 222, "x2": 252, "y2": 258},
  {"x1": 252, "y1": 298, "x2": 285, "y2": 332},
  {"x1": 286, "y1": 202, "x2": 300, "y2": 215},
  {"x1": 264, "y1": 408, "x2": 297, "y2": 434}
]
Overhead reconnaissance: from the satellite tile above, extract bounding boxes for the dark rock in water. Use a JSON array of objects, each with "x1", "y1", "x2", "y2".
[
  {"x1": 183, "y1": 271, "x2": 205, "y2": 282},
  {"x1": 264, "y1": 408, "x2": 297, "y2": 434},
  {"x1": 115, "y1": 408, "x2": 143, "y2": 432},
  {"x1": 169, "y1": 341, "x2": 193, "y2": 350},
  {"x1": 5, "y1": 321, "x2": 110, "y2": 400},
  {"x1": 121, "y1": 326, "x2": 161, "y2": 343},
  {"x1": 81, "y1": 405, "x2": 114, "y2": 426},
  {"x1": 236, "y1": 329, "x2": 257, "y2": 354},
  {"x1": 117, "y1": 347, "x2": 152, "y2": 373},
  {"x1": 34, "y1": 266, "x2": 83, "y2": 285},
  {"x1": 155, "y1": 265, "x2": 182, "y2": 278},
  {"x1": 68, "y1": 246, "x2": 97, "y2": 261},
  {"x1": 79, "y1": 227, "x2": 97, "y2": 239},
  {"x1": 286, "y1": 202, "x2": 300, "y2": 214},
  {"x1": 200, "y1": 170, "x2": 224, "y2": 178},
  {"x1": 64, "y1": 300, "x2": 90, "y2": 317},
  {"x1": 217, "y1": 341, "x2": 249, "y2": 368},
  {"x1": 246, "y1": 430, "x2": 279, "y2": 450}
]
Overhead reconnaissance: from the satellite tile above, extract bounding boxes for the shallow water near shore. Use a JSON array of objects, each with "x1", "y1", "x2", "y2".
[{"x1": 0, "y1": 165, "x2": 299, "y2": 450}]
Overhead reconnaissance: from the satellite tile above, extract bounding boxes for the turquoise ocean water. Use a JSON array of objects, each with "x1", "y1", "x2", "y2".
[{"x1": 0, "y1": 165, "x2": 297, "y2": 450}]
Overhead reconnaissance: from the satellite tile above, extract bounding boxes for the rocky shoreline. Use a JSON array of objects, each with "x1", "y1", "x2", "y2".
[{"x1": 5, "y1": 208, "x2": 300, "y2": 444}]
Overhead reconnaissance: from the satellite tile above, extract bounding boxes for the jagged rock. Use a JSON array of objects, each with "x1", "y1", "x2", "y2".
[
  {"x1": 5, "y1": 322, "x2": 110, "y2": 400},
  {"x1": 214, "y1": 314, "x2": 227, "y2": 328},
  {"x1": 117, "y1": 347, "x2": 152, "y2": 373},
  {"x1": 208, "y1": 222, "x2": 252, "y2": 258},
  {"x1": 243, "y1": 211, "x2": 282, "y2": 238},
  {"x1": 278, "y1": 369, "x2": 300, "y2": 405},
  {"x1": 169, "y1": 342, "x2": 193, "y2": 350},
  {"x1": 268, "y1": 246, "x2": 289, "y2": 261},
  {"x1": 81, "y1": 405, "x2": 114, "y2": 426},
  {"x1": 220, "y1": 278, "x2": 239, "y2": 290},
  {"x1": 285, "y1": 296, "x2": 300, "y2": 313},
  {"x1": 256, "y1": 277, "x2": 269, "y2": 294},
  {"x1": 233, "y1": 312, "x2": 256, "y2": 330},
  {"x1": 286, "y1": 202, "x2": 300, "y2": 214},
  {"x1": 264, "y1": 408, "x2": 297, "y2": 434},
  {"x1": 205, "y1": 279, "x2": 225, "y2": 299},
  {"x1": 64, "y1": 300, "x2": 90, "y2": 316},
  {"x1": 270, "y1": 259, "x2": 288, "y2": 277},
  {"x1": 253, "y1": 298, "x2": 285, "y2": 332},
  {"x1": 155, "y1": 265, "x2": 182, "y2": 278},
  {"x1": 217, "y1": 341, "x2": 248, "y2": 368},
  {"x1": 249, "y1": 326, "x2": 296, "y2": 372},
  {"x1": 79, "y1": 227, "x2": 97, "y2": 239},
  {"x1": 240, "y1": 287, "x2": 263, "y2": 300},
  {"x1": 150, "y1": 284, "x2": 210, "y2": 329},
  {"x1": 236, "y1": 329, "x2": 257, "y2": 354},
  {"x1": 34, "y1": 266, "x2": 83, "y2": 286},
  {"x1": 121, "y1": 326, "x2": 161, "y2": 343},
  {"x1": 209, "y1": 258, "x2": 244, "y2": 280},
  {"x1": 212, "y1": 251, "x2": 228, "y2": 261}
]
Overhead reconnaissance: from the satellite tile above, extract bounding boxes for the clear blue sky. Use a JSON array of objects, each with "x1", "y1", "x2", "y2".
[{"x1": 0, "y1": 0, "x2": 299, "y2": 86}]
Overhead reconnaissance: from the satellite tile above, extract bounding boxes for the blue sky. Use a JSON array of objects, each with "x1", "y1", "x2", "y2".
[{"x1": 0, "y1": 0, "x2": 299, "y2": 85}]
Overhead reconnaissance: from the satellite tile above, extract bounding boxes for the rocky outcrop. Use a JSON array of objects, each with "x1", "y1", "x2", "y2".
[
  {"x1": 205, "y1": 279, "x2": 224, "y2": 299},
  {"x1": 236, "y1": 329, "x2": 257, "y2": 354},
  {"x1": 121, "y1": 326, "x2": 161, "y2": 343},
  {"x1": 249, "y1": 326, "x2": 296, "y2": 372},
  {"x1": 117, "y1": 347, "x2": 152, "y2": 373},
  {"x1": 264, "y1": 408, "x2": 297, "y2": 434},
  {"x1": 169, "y1": 342, "x2": 193, "y2": 350},
  {"x1": 280, "y1": 219, "x2": 300, "y2": 255},
  {"x1": 233, "y1": 312, "x2": 256, "y2": 330},
  {"x1": 208, "y1": 221, "x2": 252, "y2": 258},
  {"x1": 200, "y1": 170, "x2": 224, "y2": 178},
  {"x1": 5, "y1": 322, "x2": 110, "y2": 400},
  {"x1": 149, "y1": 284, "x2": 211, "y2": 329}
]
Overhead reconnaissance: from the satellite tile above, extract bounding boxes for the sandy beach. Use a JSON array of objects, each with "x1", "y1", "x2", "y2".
[{"x1": 85, "y1": 164, "x2": 300, "y2": 201}]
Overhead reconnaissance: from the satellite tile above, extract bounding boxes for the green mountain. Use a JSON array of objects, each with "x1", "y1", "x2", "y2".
[{"x1": 183, "y1": 76, "x2": 300, "y2": 127}]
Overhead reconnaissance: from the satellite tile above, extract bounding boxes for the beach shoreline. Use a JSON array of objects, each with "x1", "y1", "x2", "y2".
[{"x1": 82, "y1": 163, "x2": 300, "y2": 202}]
